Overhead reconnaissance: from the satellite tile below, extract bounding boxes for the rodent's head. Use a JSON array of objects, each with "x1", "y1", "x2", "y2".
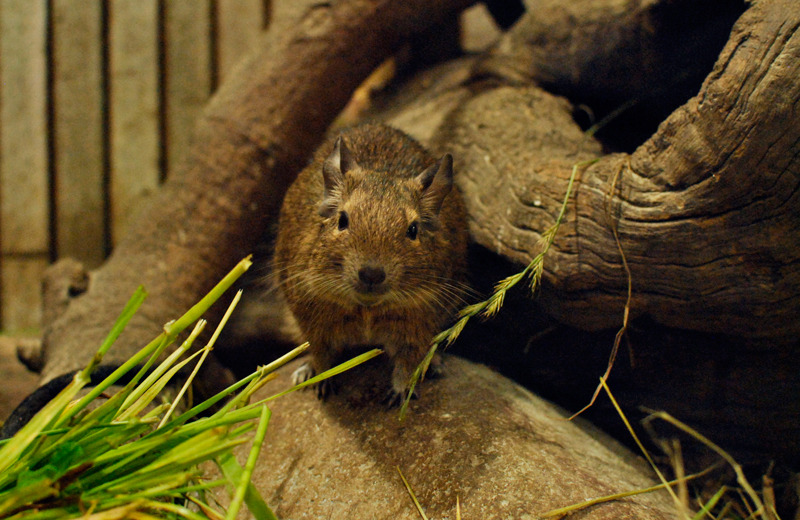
[{"x1": 311, "y1": 136, "x2": 455, "y2": 309}]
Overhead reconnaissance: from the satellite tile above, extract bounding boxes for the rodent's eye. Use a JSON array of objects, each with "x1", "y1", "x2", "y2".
[
  {"x1": 337, "y1": 211, "x2": 349, "y2": 231},
  {"x1": 406, "y1": 221, "x2": 419, "y2": 240}
]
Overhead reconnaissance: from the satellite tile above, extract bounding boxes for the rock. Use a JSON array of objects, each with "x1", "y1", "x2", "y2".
[{"x1": 222, "y1": 356, "x2": 677, "y2": 519}]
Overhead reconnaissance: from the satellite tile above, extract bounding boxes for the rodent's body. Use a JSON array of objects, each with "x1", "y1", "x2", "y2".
[{"x1": 274, "y1": 124, "x2": 468, "y2": 402}]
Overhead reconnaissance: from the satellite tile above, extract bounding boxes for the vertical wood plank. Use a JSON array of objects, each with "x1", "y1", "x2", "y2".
[
  {"x1": 164, "y1": 0, "x2": 212, "y2": 178},
  {"x1": 0, "y1": 0, "x2": 50, "y2": 332},
  {"x1": 51, "y1": 0, "x2": 106, "y2": 267},
  {"x1": 108, "y1": 0, "x2": 160, "y2": 243},
  {"x1": 0, "y1": 258, "x2": 48, "y2": 333},
  {"x1": 0, "y1": 0, "x2": 49, "y2": 255},
  {"x1": 215, "y1": 0, "x2": 266, "y2": 83}
]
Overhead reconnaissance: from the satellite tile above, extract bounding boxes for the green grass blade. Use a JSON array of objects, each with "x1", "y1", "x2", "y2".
[
  {"x1": 0, "y1": 257, "x2": 394, "y2": 520},
  {"x1": 0, "y1": 373, "x2": 88, "y2": 475},
  {"x1": 164, "y1": 256, "x2": 252, "y2": 336},
  {"x1": 160, "y1": 290, "x2": 244, "y2": 428},
  {"x1": 82, "y1": 286, "x2": 148, "y2": 374},
  {"x1": 226, "y1": 405, "x2": 272, "y2": 520},
  {"x1": 116, "y1": 353, "x2": 198, "y2": 421},
  {"x1": 67, "y1": 333, "x2": 172, "y2": 423},
  {"x1": 218, "y1": 452, "x2": 278, "y2": 520},
  {"x1": 118, "y1": 320, "x2": 206, "y2": 415},
  {"x1": 261, "y1": 348, "x2": 382, "y2": 402},
  {"x1": 49, "y1": 288, "x2": 148, "y2": 427},
  {"x1": 0, "y1": 478, "x2": 59, "y2": 516},
  {"x1": 692, "y1": 486, "x2": 727, "y2": 520}
]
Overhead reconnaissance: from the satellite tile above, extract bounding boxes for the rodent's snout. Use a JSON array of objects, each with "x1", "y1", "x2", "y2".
[
  {"x1": 351, "y1": 262, "x2": 390, "y2": 306},
  {"x1": 357, "y1": 264, "x2": 386, "y2": 293}
]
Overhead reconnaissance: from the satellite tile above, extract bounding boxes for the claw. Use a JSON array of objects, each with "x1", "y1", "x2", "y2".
[
  {"x1": 316, "y1": 378, "x2": 338, "y2": 400},
  {"x1": 426, "y1": 357, "x2": 445, "y2": 380},
  {"x1": 291, "y1": 362, "x2": 315, "y2": 386},
  {"x1": 292, "y1": 362, "x2": 337, "y2": 401},
  {"x1": 383, "y1": 387, "x2": 418, "y2": 408}
]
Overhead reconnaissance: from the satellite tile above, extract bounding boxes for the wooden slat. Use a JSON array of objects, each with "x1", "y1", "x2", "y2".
[
  {"x1": 164, "y1": 0, "x2": 212, "y2": 177},
  {"x1": 215, "y1": 0, "x2": 266, "y2": 83},
  {"x1": 0, "y1": 0, "x2": 50, "y2": 332},
  {"x1": 0, "y1": 258, "x2": 48, "y2": 333},
  {"x1": 108, "y1": 0, "x2": 160, "y2": 243},
  {"x1": 51, "y1": 0, "x2": 105, "y2": 267},
  {"x1": 0, "y1": 0, "x2": 49, "y2": 255}
]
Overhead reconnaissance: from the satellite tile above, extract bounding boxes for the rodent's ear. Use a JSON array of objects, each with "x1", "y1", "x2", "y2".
[
  {"x1": 416, "y1": 153, "x2": 454, "y2": 217},
  {"x1": 319, "y1": 137, "x2": 358, "y2": 217}
]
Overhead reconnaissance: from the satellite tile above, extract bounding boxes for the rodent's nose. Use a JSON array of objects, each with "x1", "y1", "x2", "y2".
[{"x1": 358, "y1": 265, "x2": 386, "y2": 287}]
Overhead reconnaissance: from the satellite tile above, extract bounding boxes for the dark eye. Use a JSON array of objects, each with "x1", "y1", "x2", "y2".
[
  {"x1": 406, "y1": 222, "x2": 418, "y2": 240},
  {"x1": 337, "y1": 211, "x2": 349, "y2": 231}
]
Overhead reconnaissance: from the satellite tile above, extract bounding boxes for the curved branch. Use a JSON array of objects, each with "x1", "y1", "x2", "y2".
[{"x1": 456, "y1": 0, "x2": 800, "y2": 338}]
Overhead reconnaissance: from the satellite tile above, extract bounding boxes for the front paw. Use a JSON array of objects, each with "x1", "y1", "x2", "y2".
[
  {"x1": 316, "y1": 378, "x2": 337, "y2": 400},
  {"x1": 382, "y1": 386, "x2": 418, "y2": 408},
  {"x1": 425, "y1": 354, "x2": 445, "y2": 379},
  {"x1": 291, "y1": 361, "x2": 315, "y2": 385},
  {"x1": 291, "y1": 361, "x2": 337, "y2": 400}
]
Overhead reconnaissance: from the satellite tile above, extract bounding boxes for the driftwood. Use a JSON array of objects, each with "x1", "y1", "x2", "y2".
[
  {"x1": 465, "y1": 0, "x2": 800, "y2": 340},
  {"x1": 483, "y1": 0, "x2": 747, "y2": 127},
  {"x1": 420, "y1": 0, "x2": 800, "y2": 340}
]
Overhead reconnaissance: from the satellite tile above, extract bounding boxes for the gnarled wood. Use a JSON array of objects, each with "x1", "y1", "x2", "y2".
[
  {"x1": 537, "y1": 0, "x2": 795, "y2": 338},
  {"x1": 423, "y1": 0, "x2": 800, "y2": 339},
  {"x1": 483, "y1": 0, "x2": 747, "y2": 120}
]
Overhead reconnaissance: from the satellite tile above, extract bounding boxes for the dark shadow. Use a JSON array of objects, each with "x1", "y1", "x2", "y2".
[{"x1": 568, "y1": 0, "x2": 747, "y2": 153}]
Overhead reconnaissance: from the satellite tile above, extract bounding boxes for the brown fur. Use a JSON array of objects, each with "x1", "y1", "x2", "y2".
[{"x1": 274, "y1": 124, "x2": 468, "y2": 402}]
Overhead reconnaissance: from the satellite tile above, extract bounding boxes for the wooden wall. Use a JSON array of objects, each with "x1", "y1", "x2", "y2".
[{"x1": 0, "y1": 0, "x2": 269, "y2": 333}]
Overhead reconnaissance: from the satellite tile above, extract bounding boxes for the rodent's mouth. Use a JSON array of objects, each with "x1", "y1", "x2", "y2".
[
  {"x1": 355, "y1": 295, "x2": 382, "y2": 307},
  {"x1": 352, "y1": 285, "x2": 389, "y2": 306}
]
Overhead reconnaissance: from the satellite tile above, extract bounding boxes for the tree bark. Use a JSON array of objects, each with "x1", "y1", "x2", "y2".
[
  {"x1": 36, "y1": 0, "x2": 476, "y2": 383},
  {"x1": 434, "y1": 0, "x2": 800, "y2": 340}
]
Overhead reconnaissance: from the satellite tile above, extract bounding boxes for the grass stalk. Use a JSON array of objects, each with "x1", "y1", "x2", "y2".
[
  {"x1": 226, "y1": 405, "x2": 271, "y2": 520},
  {"x1": 0, "y1": 255, "x2": 379, "y2": 519},
  {"x1": 397, "y1": 466, "x2": 429, "y2": 520},
  {"x1": 160, "y1": 289, "x2": 244, "y2": 428},
  {"x1": 642, "y1": 411, "x2": 769, "y2": 518},
  {"x1": 400, "y1": 159, "x2": 599, "y2": 418}
]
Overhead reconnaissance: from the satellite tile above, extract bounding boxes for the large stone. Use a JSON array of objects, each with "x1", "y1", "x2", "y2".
[{"x1": 224, "y1": 356, "x2": 677, "y2": 519}]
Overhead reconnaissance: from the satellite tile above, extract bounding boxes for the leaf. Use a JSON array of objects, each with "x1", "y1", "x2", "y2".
[{"x1": 17, "y1": 443, "x2": 84, "y2": 488}]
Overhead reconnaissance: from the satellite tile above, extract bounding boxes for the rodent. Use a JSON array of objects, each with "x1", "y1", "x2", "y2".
[{"x1": 274, "y1": 123, "x2": 469, "y2": 405}]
